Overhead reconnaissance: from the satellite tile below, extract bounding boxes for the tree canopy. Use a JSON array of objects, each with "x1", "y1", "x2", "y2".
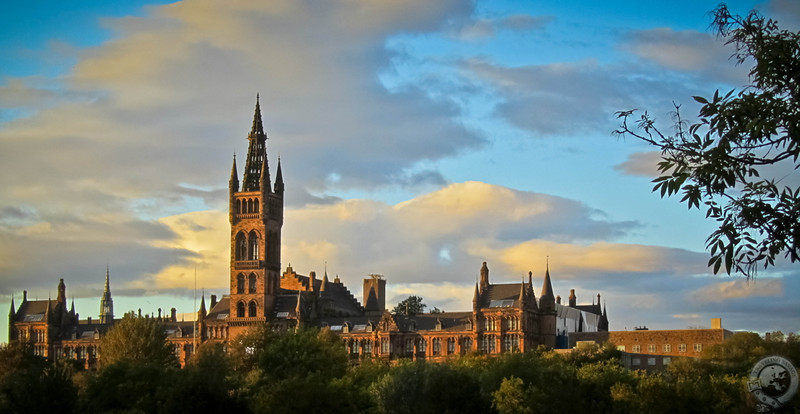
[
  {"x1": 98, "y1": 312, "x2": 178, "y2": 368},
  {"x1": 392, "y1": 295, "x2": 427, "y2": 316},
  {"x1": 615, "y1": 4, "x2": 800, "y2": 278}
]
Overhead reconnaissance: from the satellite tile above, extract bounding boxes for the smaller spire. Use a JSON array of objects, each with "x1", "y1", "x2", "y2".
[
  {"x1": 259, "y1": 146, "x2": 270, "y2": 192},
  {"x1": 230, "y1": 154, "x2": 239, "y2": 188},
  {"x1": 518, "y1": 277, "x2": 526, "y2": 305},
  {"x1": 320, "y1": 273, "x2": 328, "y2": 294},
  {"x1": 274, "y1": 156, "x2": 284, "y2": 194},
  {"x1": 540, "y1": 259, "x2": 555, "y2": 304},
  {"x1": 8, "y1": 295, "x2": 15, "y2": 318},
  {"x1": 198, "y1": 291, "x2": 207, "y2": 319},
  {"x1": 251, "y1": 93, "x2": 264, "y2": 135}
]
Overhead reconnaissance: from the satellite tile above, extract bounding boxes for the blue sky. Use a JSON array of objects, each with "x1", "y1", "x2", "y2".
[{"x1": 1, "y1": 0, "x2": 798, "y2": 342}]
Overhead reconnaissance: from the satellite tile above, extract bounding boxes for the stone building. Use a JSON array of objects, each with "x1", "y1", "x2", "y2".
[{"x1": 8, "y1": 97, "x2": 609, "y2": 366}]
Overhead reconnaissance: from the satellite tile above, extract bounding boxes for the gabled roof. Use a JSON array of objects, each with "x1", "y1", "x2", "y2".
[
  {"x1": 206, "y1": 296, "x2": 230, "y2": 321},
  {"x1": 13, "y1": 299, "x2": 55, "y2": 322},
  {"x1": 396, "y1": 312, "x2": 474, "y2": 332},
  {"x1": 480, "y1": 283, "x2": 524, "y2": 308}
]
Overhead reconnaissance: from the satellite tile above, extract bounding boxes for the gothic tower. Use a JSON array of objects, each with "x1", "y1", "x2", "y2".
[
  {"x1": 100, "y1": 267, "x2": 114, "y2": 324},
  {"x1": 228, "y1": 95, "x2": 284, "y2": 335}
]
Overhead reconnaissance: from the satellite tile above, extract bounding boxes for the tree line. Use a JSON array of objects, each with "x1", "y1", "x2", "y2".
[{"x1": 1, "y1": 315, "x2": 797, "y2": 413}]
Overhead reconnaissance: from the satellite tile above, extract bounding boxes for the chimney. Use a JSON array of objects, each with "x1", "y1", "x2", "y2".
[
  {"x1": 171, "y1": 308, "x2": 177, "y2": 322},
  {"x1": 158, "y1": 308, "x2": 162, "y2": 320},
  {"x1": 569, "y1": 289, "x2": 577, "y2": 307},
  {"x1": 711, "y1": 318, "x2": 722, "y2": 330},
  {"x1": 556, "y1": 295, "x2": 561, "y2": 304},
  {"x1": 138, "y1": 308, "x2": 142, "y2": 318},
  {"x1": 309, "y1": 271, "x2": 317, "y2": 292},
  {"x1": 211, "y1": 295, "x2": 217, "y2": 308},
  {"x1": 87, "y1": 316, "x2": 92, "y2": 325},
  {"x1": 22, "y1": 290, "x2": 27, "y2": 302}
]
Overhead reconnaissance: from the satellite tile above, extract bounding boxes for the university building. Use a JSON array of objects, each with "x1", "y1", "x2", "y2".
[{"x1": 8, "y1": 97, "x2": 609, "y2": 367}]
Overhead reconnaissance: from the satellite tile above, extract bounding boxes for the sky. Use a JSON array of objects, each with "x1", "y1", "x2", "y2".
[{"x1": 1, "y1": 0, "x2": 798, "y2": 342}]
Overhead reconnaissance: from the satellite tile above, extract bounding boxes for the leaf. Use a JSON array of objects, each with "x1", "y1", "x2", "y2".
[{"x1": 693, "y1": 96, "x2": 709, "y2": 104}]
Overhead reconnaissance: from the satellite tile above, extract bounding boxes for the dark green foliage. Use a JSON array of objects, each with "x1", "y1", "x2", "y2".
[
  {"x1": 231, "y1": 326, "x2": 350, "y2": 414},
  {"x1": 392, "y1": 295, "x2": 427, "y2": 316},
  {"x1": 371, "y1": 360, "x2": 486, "y2": 414},
  {"x1": 98, "y1": 313, "x2": 178, "y2": 368},
  {"x1": 5, "y1": 328, "x2": 798, "y2": 414},
  {"x1": 615, "y1": 4, "x2": 800, "y2": 278},
  {"x1": 0, "y1": 342, "x2": 78, "y2": 414}
]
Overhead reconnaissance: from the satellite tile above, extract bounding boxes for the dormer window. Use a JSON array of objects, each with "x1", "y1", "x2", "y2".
[
  {"x1": 366, "y1": 322, "x2": 373, "y2": 333},
  {"x1": 435, "y1": 319, "x2": 442, "y2": 331},
  {"x1": 466, "y1": 320, "x2": 473, "y2": 331},
  {"x1": 343, "y1": 323, "x2": 350, "y2": 334}
]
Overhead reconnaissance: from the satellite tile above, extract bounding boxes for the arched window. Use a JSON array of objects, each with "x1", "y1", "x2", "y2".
[
  {"x1": 236, "y1": 301, "x2": 245, "y2": 317},
  {"x1": 235, "y1": 232, "x2": 247, "y2": 260},
  {"x1": 236, "y1": 199, "x2": 242, "y2": 214},
  {"x1": 237, "y1": 273, "x2": 245, "y2": 294},
  {"x1": 248, "y1": 300, "x2": 257, "y2": 317},
  {"x1": 248, "y1": 199, "x2": 254, "y2": 213},
  {"x1": 253, "y1": 198, "x2": 259, "y2": 213},
  {"x1": 248, "y1": 273, "x2": 257, "y2": 293},
  {"x1": 248, "y1": 231, "x2": 259, "y2": 260}
]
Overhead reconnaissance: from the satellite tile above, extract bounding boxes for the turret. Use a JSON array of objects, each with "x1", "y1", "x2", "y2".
[
  {"x1": 479, "y1": 262, "x2": 490, "y2": 293},
  {"x1": 57, "y1": 278, "x2": 67, "y2": 308},
  {"x1": 472, "y1": 282, "x2": 480, "y2": 312},
  {"x1": 8, "y1": 295, "x2": 15, "y2": 318},
  {"x1": 274, "y1": 157, "x2": 285, "y2": 195},
  {"x1": 198, "y1": 293, "x2": 207, "y2": 321},
  {"x1": 539, "y1": 262, "x2": 556, "y2": 311}
]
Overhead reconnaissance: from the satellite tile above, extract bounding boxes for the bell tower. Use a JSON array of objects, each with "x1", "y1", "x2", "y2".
[{"x1": 228, "y1": 95, "x2": 285, "y2": 336}]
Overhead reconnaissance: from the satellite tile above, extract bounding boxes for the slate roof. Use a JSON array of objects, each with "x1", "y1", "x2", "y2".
[
  {"x1": 206, "y1": 296, "x2": 230, "y2": 320},
  {"x1": 480, "y1": 283, "x2": 524, "y2": 308},
  {"x1": 13, "y1": 299, "x2": 55, "y2": 322},
  {"x1": 395, "y1": 312, "x2": 473, "y2": 332}
]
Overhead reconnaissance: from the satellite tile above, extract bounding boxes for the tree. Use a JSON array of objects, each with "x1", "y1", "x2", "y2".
[
  {"x1": 98, "y1": 312, "x2": 178, "y2": 368},
  {"x1": 392, "y1": 295, "x2": 427, "y2": 316},
  {"x1": 0, "y1": 342, "x2": 78, "y2": 414},
  {"x1": 615, "y1": 4, "x2": 800, "y2": 278}
]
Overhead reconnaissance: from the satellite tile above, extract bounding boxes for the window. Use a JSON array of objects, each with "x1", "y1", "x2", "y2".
[
  {"x1": 236, "y1": 301, "x2": 245, "y2": 317},
  {"x1": 463, "y1": 337, "x2": 473, "y2": 352},
  {"x1": 678, "y1": 343, "x2": 687, "y2": 352},
  {"x1": 381, "y1": 338, "x2": 390, "y2": 354},
  {"x1": 248, "y1": 273, "x2": 257, "y2": 293},
  {"x1": 363, "y1": 340, "x2": 372, "y2": 354},
  {"x1": 235, "y1": 232, "x2": 247, "y2": 260},
  {"x1": 648, "y1": 344, "x2": 656, "y2": 353},
  {"x1": 632, "y1": 358, "x2": 641, "y2": 366},
  {"x1": 465, "y1": 320, "x2": 473, "y2": 330},
  {"x1": 632, "y1": 345, "x2": 641, "y2": 353},
  {"x1": 663, "y1": 344, "x2": 671, "y2": 353},
  {"x1": 647, "y1": 358, "x2": 656, "y2": 366},
  {"x1": 418, "y1": 339, "x2": 427, "y2": 353},
  {"x1": 617, "y1": 345, "x2": 626, "y2": 351},
  {"x1": 447, "y1": 338, "x2": 455, "y2": 354},
  {"x1": 481, "y1": 336, "x2": 496, "y2": 353},
  {"x1": 433, "y1": 338, "x2": 441, "y2": 355},
  {"x1": 405, "y1": 338, "x2": 414, "y2": 354},
  {"x1": 247, "y1": 301, "x2": 257, "y2": 316},
  {"x1": 502, "y1": 335, "x2": 515, "y2": 352},
  {"x1": 248, "y1": 231, "x2": 259, "y2": 260},
  {"x1": 663, "y1": 357, "x2": 671, "y2": 365},
  {"x1": 253, "y1": 198, "x2": 259, "y2": 213},
  {"x1": 236, "y1": 199, "x2": 242, "y2": 214},
  {"x1": 694, "y1": 343, "x2": 703, "y2": 352},
  {"x1": 237, "y1": 273, "x2": 245, "y2": 294}
]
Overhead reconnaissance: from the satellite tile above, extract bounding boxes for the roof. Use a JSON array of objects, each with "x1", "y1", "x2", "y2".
[
  {"x1": 480, "y1": 283, "x2": 524, "y2": 308},
  {"x1": 206, "y1": 296, "x2": 230, "y2": 321},
  {"x1": 13, "y1": 299, "x2": 55, "y2": 322},
  {"x1": 396, "y1": 312, "x2": 473, "y2": 332}
]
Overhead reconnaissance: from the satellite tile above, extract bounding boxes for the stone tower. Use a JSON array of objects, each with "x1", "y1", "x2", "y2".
[
  {"x1": 99, "y1": 267, "x2": 114, "y2": 324},
  {"x1": 228, "y1": 95, "x2": 284, "y2": 337}
]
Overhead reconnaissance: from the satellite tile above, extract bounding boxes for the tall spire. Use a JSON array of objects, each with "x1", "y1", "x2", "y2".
[
  {"x1": 100, "y1": 266, "x2": 114, "y2": 324},
  {"x1": 198, "y1": 291, "x2": 207, "y2": 320},
  {"x1": 8, "y1": 295, "x2": 15, "y2": 318},
  {"x1": 242, "y1": 94, "x2": 269, "y2": 191}
]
